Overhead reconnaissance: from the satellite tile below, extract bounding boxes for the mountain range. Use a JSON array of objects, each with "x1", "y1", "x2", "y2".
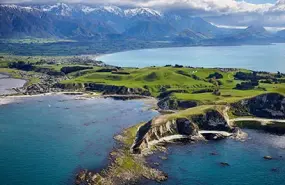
[{"x1": 1, "y1": 3, "x2": 285, "y2": 44}]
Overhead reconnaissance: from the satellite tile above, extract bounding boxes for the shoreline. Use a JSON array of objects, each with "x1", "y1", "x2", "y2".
[
  {"x1": 0, "y1": 92, "x2": 159, "y2": 107},
  {"x1": 0, "y1": 92, "x2": 90, "y2": 105}
]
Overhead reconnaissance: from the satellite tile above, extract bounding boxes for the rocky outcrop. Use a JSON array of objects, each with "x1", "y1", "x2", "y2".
[
  {"x1": 231, "y1": 93, "x2": 285, "y2": 119},
  {"x1": 131, "y1": 108, "x2": 239, "y2": 154},
  {"x1": 55, "y1": 83, "x2": 151, "y2": 96},
  {"x1": 86, "y1": 83, "x2": 151, "y2": 96},
  {"x1": 191, "y1": 109, "x2": 232, "y2": 131},
  {"x1": 132, "y1": 116, "x2": 200, "y2": 154},
  {"x1": 158, "y1": 97, "x2": 198, "y2": 110}
]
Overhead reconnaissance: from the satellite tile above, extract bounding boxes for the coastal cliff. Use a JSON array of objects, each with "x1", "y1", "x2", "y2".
[
  {"x1": 231, "y1": 93, "x2": 285, "y2": 119},
  {"x1": 131, "y1": 116, "x2": 201, "y2": 154},
  {"x1": 76, "y1": 105, "x2": 248, "y2": 185},
  {"x1": 131, "y1": 106, "x2": 242, "y2": 154}
]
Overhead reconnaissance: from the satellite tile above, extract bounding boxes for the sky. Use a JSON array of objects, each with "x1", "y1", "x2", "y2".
[{"x1": 1, "y1": 0, "x2": 285, "y2": 28}]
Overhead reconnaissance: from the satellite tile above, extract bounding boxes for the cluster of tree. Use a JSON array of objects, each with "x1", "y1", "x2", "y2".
[
  {"x1": 174, "y1": 64, "x2": 184, "y2": 68},
  {"x1": 207, "y1": 72, "x2": 223, "y2": 79},
  {"x1": 8, "y1": 61, "x2": 34, "y2": 71},
  {"x1": 234, "y1": 71, "x2": 260, "y2": 81},
  {"x1": 235, "y1": 80, "x2": 259, "y2": 90},
  {"x1": 276, "y1": 71, "x2": 284, "y2": 78},
  {"x1": 60, "y1": 66, "x2": 93, "y2": 74}
]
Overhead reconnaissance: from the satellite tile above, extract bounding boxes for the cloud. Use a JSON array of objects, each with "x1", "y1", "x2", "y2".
[{"x1": 0, "y1": 0, "x2": 276, "y2": 14}]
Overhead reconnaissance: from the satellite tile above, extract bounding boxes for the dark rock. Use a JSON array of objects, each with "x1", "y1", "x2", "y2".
[
  {"x1": 219, "y1": 162, "x2": 230, "y2": 167},
  {"x1": 271, "y1": 168, "x2": 279, "y2": 172},
  {"x1": 176, "y1": 118, "x2": 199, "y2": 135},
  {"x1": 264, "y1": 156, "x2": 273, "y2": 160},
  {"x1": 76, "y1": 170, "x2": 87, "y2": 185},
  {"x1": 155, "y1": 173, "x2": 168, "y2": 182},
  {"x1": 192, "y1": 110, "x2": 231, "y2": 131}
]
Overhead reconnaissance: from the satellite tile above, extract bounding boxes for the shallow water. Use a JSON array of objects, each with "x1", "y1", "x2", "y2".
[
  {"x1": 98, "y1": 44, "x2": 285, "y2": 73},
  {"x1": 147, "y1": 130, "x2": 285, "y2": 185},
  {"x1": 0, "y1": 96, "x2": 158, "y2": 185},
  {"x1": 0, "y1": 74, "x2": 26, "y2": 95}
]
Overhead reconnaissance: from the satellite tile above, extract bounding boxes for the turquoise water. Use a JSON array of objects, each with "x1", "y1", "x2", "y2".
[
  {"x1": 0, "y1": 96, "x2": 157, "y2": 185},
  {"x1": 98, "y1": 44, "x2": 285, "y2": 73},
  {"x1": 147, "y1": 130, "x2": 285, "y2": 185}
]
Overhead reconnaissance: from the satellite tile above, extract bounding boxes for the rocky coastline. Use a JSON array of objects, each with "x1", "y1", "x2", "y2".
[
  {"x1": 74, "y1": 93, "x2": 285, "y2": 185},
  {"x1": 75, "y1": 105, "x2": 249, "y2": 185}
]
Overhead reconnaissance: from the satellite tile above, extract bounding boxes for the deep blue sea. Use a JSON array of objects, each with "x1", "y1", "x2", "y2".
[
  {"x1": 98, "y1": 44, "x2": 285, "y2": 73},
  {"x1": 0, "y1": 96, "x2": 157, "y2": 185}
]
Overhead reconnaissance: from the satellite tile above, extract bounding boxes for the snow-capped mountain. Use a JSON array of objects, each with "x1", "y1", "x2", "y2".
[
  {"x1": 35, "y1": 3, "x2": 73, "y2": 16},
  {"x1": 25, "y1": 3, "x2": 163, "y2": 18},
  {"x1": 86, "y1": 6, "x2": 124, "y2": 16},
  {"x1": 2, "y1": 2, "x2": 280, "y2": 45},
  {"x1": 0, "y1": 3, "x2": 228, "y2": 39},
  {"x1": 124, "y1": 8, "x2": 162, "y2": 18}
]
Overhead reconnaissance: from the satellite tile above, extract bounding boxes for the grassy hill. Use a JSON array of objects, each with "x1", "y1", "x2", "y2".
[{"x1": 61, "y1": 66, "x2": 285, "y2": 105}]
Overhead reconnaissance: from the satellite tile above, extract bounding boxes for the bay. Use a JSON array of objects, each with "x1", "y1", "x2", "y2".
[
  {"x1": 147, "y1": 130, "x2": 285, "y2": 185},
  {"x1": 98, "y1": 44, "x2": 285, "y2": 73},
  {"x1": 0, "y1": 74, "x2": 26, "y2": 95},
  {"x1": 0, "y1": 96, "x2": 158, "y2": 185}
]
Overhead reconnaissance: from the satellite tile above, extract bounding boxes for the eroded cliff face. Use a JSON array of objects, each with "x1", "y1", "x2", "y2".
[
  {"x1": 131, "y1": 108, "x2": 233, "y2": 154},
  {"x1": 191, "y1": 110, "x2": 231, "y2": 131},
  {"x1": 232, "y1": 93, "x2": 285, "y2": 119},
  {"x1": 132, "y1": 116, "x2": 200, "y2": 153},
  {"x1": 55, "y1": 83, "x2": 151, "y2": 96}
]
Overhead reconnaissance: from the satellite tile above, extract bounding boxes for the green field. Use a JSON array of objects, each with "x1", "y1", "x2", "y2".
[{"x1": 62, "y1": 66, "x2": 285, "y2": 104}]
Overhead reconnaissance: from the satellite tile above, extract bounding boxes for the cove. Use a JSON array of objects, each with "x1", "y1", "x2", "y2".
[
  {"x1": 0, "y1": 95, "x2": 158, "y2": 185},
  {"x1": 98, "y1": 44, "x2": 285, "y2": 73},
  {"x1": 0, "y1": 74, "x2": 26, "y2": 95},
  {"x1": 147, "y1": 129, "x2": 285, "y2": 185}
]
